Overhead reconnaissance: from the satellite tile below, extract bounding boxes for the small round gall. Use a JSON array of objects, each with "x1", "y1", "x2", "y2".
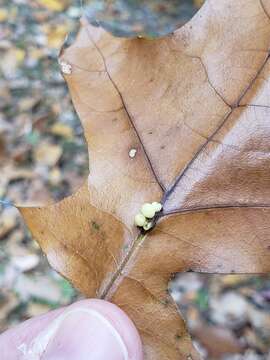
[
  {"x1": 152, "y1": 202, "x2": 162, "y2": 212},
  {"x1": 141, "y1": 203, "x2": 156, "y2": 219},
  {"x1": 134, "y1": 213, "x2": 146, "y2": 227},
  {"x1": 143, "y1": 221, "x2": 153, "y2": 231}
]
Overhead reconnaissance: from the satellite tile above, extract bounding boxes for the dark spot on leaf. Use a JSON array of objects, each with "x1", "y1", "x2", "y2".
[
  {"x1": 161, "y1": 298, "x2": 170, "y2": 307},
  {"x1": 91, "y1": 221, "x2": 100, "y2": 231}
]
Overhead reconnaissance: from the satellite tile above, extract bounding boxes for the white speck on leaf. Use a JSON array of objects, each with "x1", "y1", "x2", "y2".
[
  {"x1": 129, "y1": 148, "x2": 137, "y2": 158},
  {"x1": 59, "y1": 61, "x2": 72, "y2": 75}
]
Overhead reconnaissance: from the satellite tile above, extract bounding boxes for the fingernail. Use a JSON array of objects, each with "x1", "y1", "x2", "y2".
[{"x1": 38, "y1": 308, "x2": 129, "y2": 360}]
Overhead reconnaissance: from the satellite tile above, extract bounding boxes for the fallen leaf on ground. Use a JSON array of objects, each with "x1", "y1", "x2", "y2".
[
  {"x1": 0, "y1": 208, "x2": 17, "y2": 240},
  {"x1": 14, "y1": 274, "x2": 64, "y2": 303},
  {"x1": 48, "y1": 167, "x2": 62, "y2": 186},
  {"x1": 210, "y1": 292, "x2": 249, "y2": 329},
  {"x1": 11, "y1": 254, "x2": 40, "y2": 273},
  {"x1": 42, "y1": 24, "x2": 70, "y2": 48},
  {"x1": 244, "y1": 328, "x2": 269, "y2": 354},
  {"x1": 20, "y1": 1, "x2": 270, "y2": 359},
  {"x1": 50, "y1": 123, "x2": 73, "y2": 138},
  {"x1": 26, "y1": 302, "x2": 52, "y2": 318},
  {"x1": 0, "y1": 292, "x2": 19, "y2": 324},
  {"x1": 0, "y1": 8, "x2": 8, "y2": 22},
  {"x1": 192, "y1": 321, "x2": 245, "y2": 358},
  {"x1": 220, "y1": 275, "x2": 253, "y2": 287},
  {"x1": 0, "y1": 48, "x2": 25, "y2": 78},
  {"x1": 37, "y1": 0, "x2": 69, "y2": 12},
  {"x1": 34, "y1": 142, "x2": 62, "y2": 166}
]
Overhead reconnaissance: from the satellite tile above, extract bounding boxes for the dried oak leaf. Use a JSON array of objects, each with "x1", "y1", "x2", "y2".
[{"x1": 20, "y1": 1, "x2": 270, "y2": 359}]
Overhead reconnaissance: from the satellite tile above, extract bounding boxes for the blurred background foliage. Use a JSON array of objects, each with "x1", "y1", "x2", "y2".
[
  {"x1": 0, "y1": 1, "x2": 270, "y2": 359},
  {"x1": 0, "y1": 0, "x2": 86, "y2": 332}
]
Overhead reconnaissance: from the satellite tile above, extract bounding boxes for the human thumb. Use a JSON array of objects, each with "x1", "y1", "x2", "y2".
[{"x1": 0, "y1": 299, "x2": 143, "y2": 360}]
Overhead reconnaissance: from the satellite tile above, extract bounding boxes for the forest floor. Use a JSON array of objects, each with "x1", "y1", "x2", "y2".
[{"x1": 0, "y1": 1, "x2": 270, "y2": 359}]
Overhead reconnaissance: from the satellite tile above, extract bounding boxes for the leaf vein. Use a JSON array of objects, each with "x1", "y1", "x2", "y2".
[{"x1": 85, "y1": 27, "x2": 166, "y2": 192}]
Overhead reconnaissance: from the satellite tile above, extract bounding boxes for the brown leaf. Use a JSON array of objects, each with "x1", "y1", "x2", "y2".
[
  {"x1": 20, "y1": 1, "x2": 270, "y2": 359},
  {"x1": 192, "y1": 321, "x2": 245, "y2": 357},
  {"x1": 34, "y1": 142, "x2": 63, "y2": 167}
]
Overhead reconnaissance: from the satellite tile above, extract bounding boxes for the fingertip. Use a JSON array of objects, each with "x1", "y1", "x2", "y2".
[
  {"x1": 0, "y1": 299, "x2": 143, "y2": 360},
  {"x1": 68, "y1": 299, "x2": 144, "y2": 360}
]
